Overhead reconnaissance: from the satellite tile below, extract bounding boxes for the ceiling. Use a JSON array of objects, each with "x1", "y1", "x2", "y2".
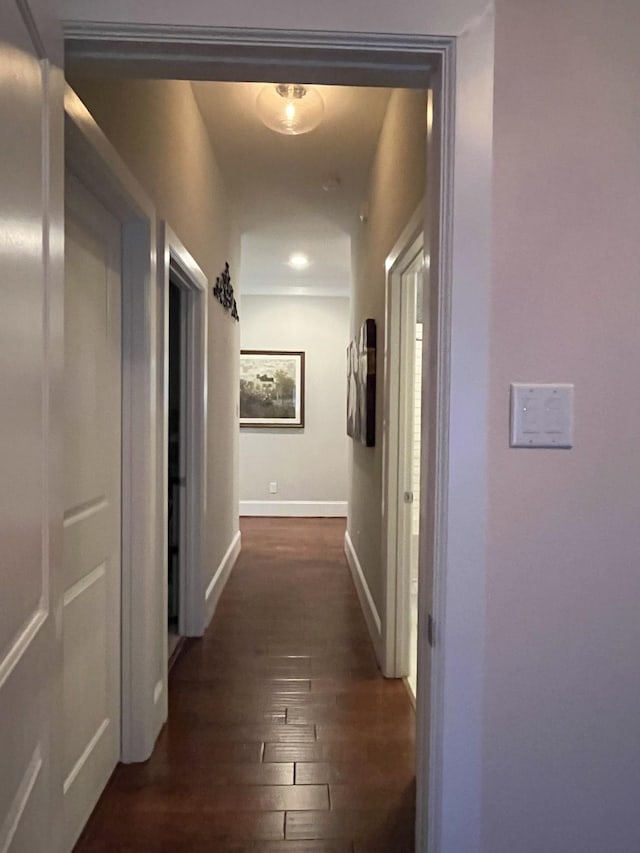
[{"x1": 191, "y1": 81, "x2": 391, "y2": 297}]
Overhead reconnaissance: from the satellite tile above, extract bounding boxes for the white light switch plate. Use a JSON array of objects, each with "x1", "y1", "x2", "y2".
[{"x1": 510, "y1": 383, "x2": 574, "y2": 448}]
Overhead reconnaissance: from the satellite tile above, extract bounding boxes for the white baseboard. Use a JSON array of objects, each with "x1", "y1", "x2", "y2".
[
  {"x1": 344, "y1": 530, "x2": 383, "y2": 666},
  {"x1": 240, "y1": 500, "x2": 348, "y2": 518},
  {"x1": 204, "y1": 529, "x2": 241, "y2": 628}
]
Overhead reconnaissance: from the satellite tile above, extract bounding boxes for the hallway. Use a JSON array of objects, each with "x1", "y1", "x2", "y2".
[{"x1": 74, "y1": 517, "x2": 416, "y2": 852}]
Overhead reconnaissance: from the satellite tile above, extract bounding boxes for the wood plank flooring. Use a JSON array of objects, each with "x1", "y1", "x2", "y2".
[{"x1": 74, "y1": 517, "x2": 416, "y2": 852}]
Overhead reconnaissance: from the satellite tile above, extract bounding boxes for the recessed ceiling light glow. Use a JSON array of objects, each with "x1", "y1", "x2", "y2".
[{"x1": 287, "y1": 253, "x2": 311, "y2": 271}]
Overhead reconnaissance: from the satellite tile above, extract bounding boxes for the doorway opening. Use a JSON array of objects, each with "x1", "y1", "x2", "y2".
[
  {"x1": 167, "y1": 278, "x2": 184, "y2": 661},
  {"x1": 62, "y1": 21, "x2": 491, "y2": 851},
  {"x1": 161, "y1": 224, "x2": 210, "y2": 655},
  {"x1": 67, "y1": 73, "x2": 433, "y2": 851},
  {"x1": 400, "y1": 251, "x2": 425, "y2": 700},
  {"x1": 382, "y1": 208, "x2": 427, "y2": 704}
]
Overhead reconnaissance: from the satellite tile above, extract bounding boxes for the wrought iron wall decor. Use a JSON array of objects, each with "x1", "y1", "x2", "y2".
[{"x1": 213, "y1": 262, "x2": 239, "y2": 321}]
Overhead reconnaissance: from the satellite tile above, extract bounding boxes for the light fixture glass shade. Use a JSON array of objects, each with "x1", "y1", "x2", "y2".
[{"x1": 257, "y1": 84, "x2": 324, "y2": 136}]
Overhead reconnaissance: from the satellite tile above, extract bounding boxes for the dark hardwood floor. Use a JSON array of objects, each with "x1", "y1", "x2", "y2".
[{"x1": 74, "y1": 517, "x2": 416, "y2": 852}]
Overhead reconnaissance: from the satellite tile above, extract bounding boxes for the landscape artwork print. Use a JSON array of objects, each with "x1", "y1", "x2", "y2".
[{"x1": 239, "y1": 350, "x2": 305, "y2": 428}]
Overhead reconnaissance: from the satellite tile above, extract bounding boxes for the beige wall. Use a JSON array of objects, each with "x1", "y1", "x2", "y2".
[
  {"x1": 349, "y1": 88, "x2": 426, "y2": 611},
  {"x1": 238, "y1": 295, "x2": 349, "y2": 510},
  {"x1": 483, "y1": 2, "x2": 640, "y2": 851},
  {"x1": 70, "y1": 77, "x2": 240, "y2": 601}
]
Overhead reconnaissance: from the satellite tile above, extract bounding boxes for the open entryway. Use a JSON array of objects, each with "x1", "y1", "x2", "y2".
[
  {"x1": 397, "y1": 245, "x2": 425, "y2": 700},
  {"x1": 63, "y1": 67, "x2": 436, "y2": 851},
  {"x1": 167, "y1": 278, "x2": 184, "y2": 657},
  {"x1": 58, "y1": 16, "x2": 496, "y2": 849},
  {"x1": 161, "y1": 225, "x2": 209, "y2": 656},
  {"x1": 383, "y1": 209, "x2": 427, "y2": 702}
]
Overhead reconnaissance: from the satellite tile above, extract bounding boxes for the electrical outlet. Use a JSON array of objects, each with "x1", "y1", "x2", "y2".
[{"x1": 269, "y1": 481, "x2": 277, "y2": 494}]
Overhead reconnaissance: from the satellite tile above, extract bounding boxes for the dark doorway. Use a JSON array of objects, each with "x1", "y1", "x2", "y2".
[{"x1": 168, "y1": 279, "x2": 184, "y2": 659}]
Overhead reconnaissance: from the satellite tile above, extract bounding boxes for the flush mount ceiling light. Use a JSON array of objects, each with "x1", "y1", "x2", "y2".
[
  {"x1": 257, "y1": 84, "x2": 324, "y2": 136},
  {"x1": 321, "y1": 176, "x2": 341, "y2": 193},
  {"x1": 287, "y1": 252, "x2": 311, "y2": 271}
]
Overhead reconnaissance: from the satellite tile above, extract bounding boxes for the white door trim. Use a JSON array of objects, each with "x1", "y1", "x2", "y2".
[
  {"x1": 382, "y1": 205, "x2": 424, "y2": 679},
  {"x1": 65, "y1": 86, "x2": 164, "y2": 764},
  {"x1": 158, "y1": 222, "x2": 208, "y2": 652},
  {"x1": 61, "y1": 19, "x2": 494, "y2": 853},
  {"x1": 64, "y1": 24, "x2": 437, "y2": 87}
]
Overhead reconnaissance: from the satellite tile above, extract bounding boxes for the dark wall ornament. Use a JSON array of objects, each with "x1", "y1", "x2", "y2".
[
  {"x1": 213, "y1": 262, "x2": 239, "y2": 321},
  {"x1": 346, "y1": 318, "x2": 376, "y2": 447}
]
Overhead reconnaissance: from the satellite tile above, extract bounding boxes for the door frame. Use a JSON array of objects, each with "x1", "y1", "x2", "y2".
[
  {"x1": 65, "y1": 86, "x2": 165, "y2": 763},
  {"x1": 63, "y1": 20, "x2": 493, "y2": 853},
  {"x1": 63, "y1": 168, "x2": 125, "y2": 851},
  {"x1": 158, "y1": 223, "x2": 208, "y2": 655},
  {"x1": 382, "y1": 205, "x2": 424, "y2": 680}
]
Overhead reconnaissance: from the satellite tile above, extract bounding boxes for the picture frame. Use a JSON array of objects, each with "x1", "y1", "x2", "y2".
[
  {"x1": 239, "y1": 350, "x2": 305, "y2": 428},
  {"x1": 346, "y1": 318, "x2": 376, "y2": 447}
]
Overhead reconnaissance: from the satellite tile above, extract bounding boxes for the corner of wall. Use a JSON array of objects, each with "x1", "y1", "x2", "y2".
[
  {"x1": 343, "y1": 529, "x2": 383, "y2": 665},
  {"x1": 204, "y1": 529, "x2": 242, "y2": 630}
]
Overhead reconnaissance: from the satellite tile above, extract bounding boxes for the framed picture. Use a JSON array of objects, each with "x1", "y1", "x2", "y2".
[
  {"x1": 346, "y1": 318, "x2": 376, "y2": 447},
  {"x1": 240, "y1": 350, "x2": 305, "y2": 428}
]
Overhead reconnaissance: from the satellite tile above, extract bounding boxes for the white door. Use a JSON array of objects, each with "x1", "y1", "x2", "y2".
[
  {"x1": 63, "y1": 173, "x2": 122, "y2": 849},
  {"x1": 397, "y1": 255, "x2": 426, "y2": 698},
  {"x1": 0, "y1": 2, "x2": 64, "y2": 851}
]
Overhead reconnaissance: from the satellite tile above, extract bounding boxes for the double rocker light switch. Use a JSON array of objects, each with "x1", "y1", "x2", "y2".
[{"x1": 510, "y1": 383, "x2": 574, "y2": 448}]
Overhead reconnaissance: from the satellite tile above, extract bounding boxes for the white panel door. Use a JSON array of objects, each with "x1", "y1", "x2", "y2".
[
  {"x1": 397, "y1": 256, "x2": 425, "y2": 698},
  {"x1": 63, "y1": 173, "x2": 122, "y2": 850},
  {"x1": 0, "y1": 2, "x2": 63, "y2": 851}
]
